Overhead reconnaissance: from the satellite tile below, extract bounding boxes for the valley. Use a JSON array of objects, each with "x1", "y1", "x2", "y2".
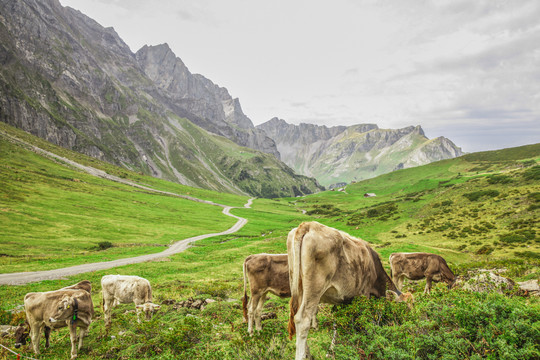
[{"x1": 0, "y1": 122, "x2": 538, "y2": 359}]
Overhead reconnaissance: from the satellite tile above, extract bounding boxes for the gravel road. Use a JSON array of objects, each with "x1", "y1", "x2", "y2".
[{"x1": 0, "y1": 133, "x2": 254, "y2": 285}]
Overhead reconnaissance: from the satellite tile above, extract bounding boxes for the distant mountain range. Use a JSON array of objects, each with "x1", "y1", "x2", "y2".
[
  {"x1": 258, "y1": 118, "x2": 462, "y2": 187},
  {"x1": 0, "y1": 0, "x2": 462, "y2": 196}
]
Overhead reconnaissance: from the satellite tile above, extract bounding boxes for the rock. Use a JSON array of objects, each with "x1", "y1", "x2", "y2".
[
  {"x1": 260, "y1": 312, "x2": 277, "y2": 321},
  {"x1": 518, "y1": 279, "x2": 540, "y2": 296},
  {"x1": 454, "y1": 270, "x2": 514, "y2": 293},
  {"x1": 0, "y1": 325, "x2": 16, "y2": 337}
]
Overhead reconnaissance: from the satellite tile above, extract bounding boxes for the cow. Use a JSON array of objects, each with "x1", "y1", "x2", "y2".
[
  {"x1": 101, "y1": 275, "x2": 161, "y2": 329},
  {"x1": 23, "y1": 284, "x2": 94, "y2": 359},
  {"x1": 242, "y1": 253, "x2": 318, "y2": 335},
  {"x1": 389, "y1": 252, "x2": 456, "y2": 294},
  {"x1": 15, "y1": 280, "x2": 92, "y2": 351},
  {"x1": 287, "y1": 221, "x2": 413, "y2": 360}
]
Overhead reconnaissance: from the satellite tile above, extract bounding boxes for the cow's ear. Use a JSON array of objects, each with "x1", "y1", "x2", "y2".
[
  {"x1": 386, "y1": 290, "x2": 399, "y2": 301},
  {"x1": 135, "y1": 305, "x2": 144, "y2": 309}
]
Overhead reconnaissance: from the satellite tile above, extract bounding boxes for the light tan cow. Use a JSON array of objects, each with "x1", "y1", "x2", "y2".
[
  {"x1": 101, "y1": 275, "x2": 161, "y2": 328},
  {"x1": 23, "y1": 283, "x2": 94, "y2": 359},
  {"x1": 287, "y1": 222, "x2": 413, "y2": 360},
  {"x1": 15, "y1": 280, "x2": 92, "y2": 350},
  {"x1": 389, "y1": 252, "x2": 456, "y2": 294}
]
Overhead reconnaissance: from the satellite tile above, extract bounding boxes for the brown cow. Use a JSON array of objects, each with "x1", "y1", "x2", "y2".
[
  {"x1": 287, "y1": 222, "x2": 413, "y2": 360},
  {"x1": 15, "y1": 280, "x2": 92, "y2": 351},
  {"x1": 242, "y1": 253, "x2": 319, "y2": 335},
  {"x1": 24, "y1": 284, "x2": 94, "y2": 359},
  {"x1": 389, "y1": 252, "x2": 456, "y2": 294},
  {"x1": 242, "y1": 253, "x2": 290, "y2": 334}
]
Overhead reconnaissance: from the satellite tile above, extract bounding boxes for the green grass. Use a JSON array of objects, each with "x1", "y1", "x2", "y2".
[{"x1": 0, "y1": 127, "x2": 538, "y2": 359}]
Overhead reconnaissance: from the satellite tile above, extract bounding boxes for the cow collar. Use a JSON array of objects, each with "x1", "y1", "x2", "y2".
[{"x1": 71, "y1": 298, "x2": 78, "y2": 325}]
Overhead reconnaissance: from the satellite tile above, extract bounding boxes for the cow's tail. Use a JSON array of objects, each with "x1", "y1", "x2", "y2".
[
  {"x1": 242, "y1": 258, "x2": 249, "y2": 322},
  {"x1": 288, "y1": 222, "x2": 309, "y2": 340}
]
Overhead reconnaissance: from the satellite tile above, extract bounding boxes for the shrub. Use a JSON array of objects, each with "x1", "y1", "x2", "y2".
[
  {"x1": 463, "y1": 190, "x2": 500, "y2": 202},
  {"x1": 523, "y1": 165, "x2": 540, "y2": 181},
  {"x1": 97, "y1": 241, "x2": 113, "y2": 250},
  {"x1": 329, "y1": 290, "x2": 540, "y2": 360},
  {"x1": 475, "y1": 245, "x2": 493, "y2": 255},
  {"x1": 487, "y1": 174, "x2": 513, "y2": 184}
]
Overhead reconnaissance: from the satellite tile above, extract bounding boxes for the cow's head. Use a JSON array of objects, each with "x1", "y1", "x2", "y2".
[
  {"x1": 386, "y1": 290, "x2": 414, "y2": 309},
  {"x1": 49, "y1": 295, "x2": 77, "y2": 324},
  {"x1": 136, "y1": 302, "x2": 161, "y2": 320},
  {"x1": 14, "y1": 323, "x2": 29, "y2": 348}
]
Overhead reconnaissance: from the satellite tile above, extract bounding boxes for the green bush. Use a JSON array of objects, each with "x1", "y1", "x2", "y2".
[
  {"x1": 487, "y1": 174, "x2": 513, "y2": 184},
  {"x1": 97, "y1": 241, "x2": 113, "y2": 250},
  {"x1": 463, "y1": 190, "x2": 500, "y2": 202},
  {"x1": 523, "y1": 165, "x2": 540, "y2": 181},
  {"x1": 329, "y1": 291, "x2": 540, "y2": 360}
]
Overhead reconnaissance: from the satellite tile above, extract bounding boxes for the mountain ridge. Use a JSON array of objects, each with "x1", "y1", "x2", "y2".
[{"x1": 257, "y1": 118, "x2": 463, "y2": 186}]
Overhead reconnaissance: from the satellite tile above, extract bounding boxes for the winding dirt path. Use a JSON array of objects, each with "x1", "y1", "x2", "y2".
[{"x1": 0, "y1": 133, "x2": 255, "y2": 285}]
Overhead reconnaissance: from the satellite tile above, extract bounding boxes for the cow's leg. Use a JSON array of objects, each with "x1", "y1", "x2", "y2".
[
  {"x1": 29, "y1": 324, "x2": 42, "y2": 355},
  {"x1": 103, "y1": 297, "x2": 114, "y2": 329},
  {"x1": 310, "y1": 308, "x2": 319, "y2": 330},
  {"x1": 78, "y1": 326, "x2": 87, "y2": 350},
  {"x1": 247, "y1": 292, "x2": 261, "y2": 334},
  {"x1": 68, "y1": 323, "x2": 78, "y2": 359},
  {"x1": 424, "y1": 276, "x2": 432, "y2": 294},
  {"x1": 44, "y1": 326, "x2": 51, "y2": 348},
  {"x1": 254, "y1": 292, "x2": 267, "y2": 332},
  {"x1": 393, "y1": 274, "x2": 405, "y2": 291},
  {"x1": 294, "y1": 300, "x2": 319, "y2": 359}
]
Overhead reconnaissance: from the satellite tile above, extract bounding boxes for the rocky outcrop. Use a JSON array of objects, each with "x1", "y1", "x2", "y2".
[{"x1": 257, "y1": 118, "x2": 463, "y2": 186}]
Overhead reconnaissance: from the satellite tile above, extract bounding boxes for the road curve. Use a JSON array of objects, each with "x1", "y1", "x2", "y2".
[
  {"x1": 0, "y1": 133, "x2": 255, "y2": 285},
  {"x1": 0, "y1": 200, "x2": 252, "y2": 285}
]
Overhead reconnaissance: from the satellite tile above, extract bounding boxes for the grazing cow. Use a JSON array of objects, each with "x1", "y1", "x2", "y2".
[
  {"x1": 242, "y1": 253, "x2": 319, "y2": 334},
  {"x1": 287, "y1": 222, "x2": 413, "y2": 360},
  {"x1": 23, "y1": 285, "x2": 94, "y2": 359},
  {"x1": 15, "y1": 280, "x2": 92, "y2": 351},
  {"x1": 389, "y1": 252, "x2": 456, "y2": 294},
  {"x1": 101, "y1": 275, "x2": 161, "y2": 328}
]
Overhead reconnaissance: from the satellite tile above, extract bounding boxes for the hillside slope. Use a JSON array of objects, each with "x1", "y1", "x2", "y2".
[{"x1": 294, "y1": 143, "x2": 539, "y2": 261}]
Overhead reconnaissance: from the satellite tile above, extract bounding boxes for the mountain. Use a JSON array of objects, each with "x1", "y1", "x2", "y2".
[
  {"x1": 257, "y1": 118, "x2": 463, "y2": 187},
  {"x1": 0, "y1": 0, "x2": 322, "y2": 197}
]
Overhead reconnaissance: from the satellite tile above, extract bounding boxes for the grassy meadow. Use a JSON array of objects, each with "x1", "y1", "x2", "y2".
[{"x1": 0, "y1": 123, "x2": 538, "y2": 359}]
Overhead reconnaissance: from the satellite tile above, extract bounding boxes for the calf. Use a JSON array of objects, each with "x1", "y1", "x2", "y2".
[
  {"x1": 287, "y1": 222, "x2": 413, "y2": 360},
  {"x1": 242, "y1": 253, "x2": 291, "y2": 334},
  {"x1": 389, "y1": 252, "x2": 456, "y2": 294},
  {"x1": 24, "y1": 287, "x2": 93, "y2": 359},
  {"x1": 15, "y1": 280, "x2": 92, "y2": 351},
  {"x1": 101, "y1": 275, "x2": 161, "y2": 328}
]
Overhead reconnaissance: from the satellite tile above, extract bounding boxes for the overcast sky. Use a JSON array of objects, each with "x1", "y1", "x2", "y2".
[{"x1": 59, "y1": 0, "x2": 539, "y2": 153}]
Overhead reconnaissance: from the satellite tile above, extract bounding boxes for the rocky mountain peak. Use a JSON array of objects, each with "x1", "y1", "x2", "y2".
[
  {"x1": 258, "y1": 118, "x2": 462, "y2": 186},
  {"x1": 136, "y1": 43, "x2": 279, "y2": 158}
]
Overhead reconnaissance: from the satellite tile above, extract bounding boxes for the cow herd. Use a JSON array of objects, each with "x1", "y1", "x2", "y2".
[
  {"x1": 14, "y1": 275, "x2": 161, "y2": 359},
  {"x1": 13, "y1": 221, "x2": 456, "y2": 359}
]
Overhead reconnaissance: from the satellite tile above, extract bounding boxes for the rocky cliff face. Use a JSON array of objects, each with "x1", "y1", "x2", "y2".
[
  {"x1": 257, "y1": 118, "x2": 463, "y2": 186},
  {"x1": 0, "y1": 0, "x2": 321, "y2": 197},
  {"x1": 135, "y1": 44, "x2": 280, "y2": 159}
]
